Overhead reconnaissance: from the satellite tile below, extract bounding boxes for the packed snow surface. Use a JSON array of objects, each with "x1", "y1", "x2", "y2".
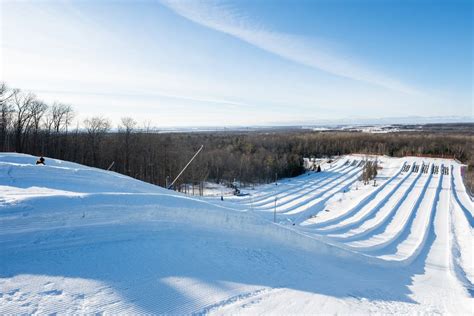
[{"x1": 0, "y1": 153, "x2": 472, "y2": 314}]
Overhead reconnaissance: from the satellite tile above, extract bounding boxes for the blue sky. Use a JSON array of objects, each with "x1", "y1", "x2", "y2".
[{"x1": 1, "y1": 0, "x2": 472, "y2": 126}]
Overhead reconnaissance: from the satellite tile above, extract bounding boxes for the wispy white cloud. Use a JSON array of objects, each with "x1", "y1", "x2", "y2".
[
  {"x1": 160, "y1": 0, "x2": 419, "y2": 94},
  {"x1": 33, "y1": 87, "x2": 247, "y2": 109}
]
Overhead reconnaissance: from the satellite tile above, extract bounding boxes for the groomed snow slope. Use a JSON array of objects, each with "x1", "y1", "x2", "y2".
[{"x1": 0, "y1": 153, "x2": 472, "y2": 314}]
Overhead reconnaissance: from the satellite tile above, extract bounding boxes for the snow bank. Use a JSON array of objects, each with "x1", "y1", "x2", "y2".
[{"x1": 1, "y1": 153, "x2": 472, "y2": 314}]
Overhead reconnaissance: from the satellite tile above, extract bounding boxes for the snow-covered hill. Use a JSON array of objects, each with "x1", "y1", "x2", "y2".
[{"x1": 0, "y1": 153, "x2": 472, "y2": 314}]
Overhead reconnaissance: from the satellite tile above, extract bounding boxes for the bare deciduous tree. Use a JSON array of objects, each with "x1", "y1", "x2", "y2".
[
  {"x1": 51, "y1": 103, "x2": 74, "y2": 134},
  {"x1": 84, "y1": 116, "x2": 111, "y2": 165},
  {"x1": 12, "y1": 90, "x2": 36, "y2": 152},
  {"x1": 0, "y1": 83, "x2": 15, "y2": 151},
  {"x1": 30, "y1": 100, "x2": 48, "y2": 154},
  {"x1": 119, "y1": 117, "x2": 137, "y2": 174}
]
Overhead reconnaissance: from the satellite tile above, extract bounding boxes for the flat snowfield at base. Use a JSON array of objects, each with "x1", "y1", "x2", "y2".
[{"x1": 0, "y1": 153, "x2": 472, "y2": 314}]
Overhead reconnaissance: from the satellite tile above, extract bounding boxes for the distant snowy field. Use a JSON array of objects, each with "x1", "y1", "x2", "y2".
[{"x1": 0, "y1": 153, "x2": 472, "y2": 314}]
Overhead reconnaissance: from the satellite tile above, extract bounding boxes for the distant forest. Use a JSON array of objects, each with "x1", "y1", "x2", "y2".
[{"x1": 1, "y1": 82, "x2": 473, "y2": 192}]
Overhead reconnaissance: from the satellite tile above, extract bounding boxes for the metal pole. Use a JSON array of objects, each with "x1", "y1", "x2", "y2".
[
  {"x1": 106, "y1": 161, "x2": 115, "y2": 171},
  {"x1": 168, "y1": 145, "x2": 204, "y2": 189}
]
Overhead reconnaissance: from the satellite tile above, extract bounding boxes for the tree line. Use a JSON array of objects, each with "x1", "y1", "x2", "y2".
[{"x1": 1, "y1": 82, "x2": 473, "y2": 191}]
